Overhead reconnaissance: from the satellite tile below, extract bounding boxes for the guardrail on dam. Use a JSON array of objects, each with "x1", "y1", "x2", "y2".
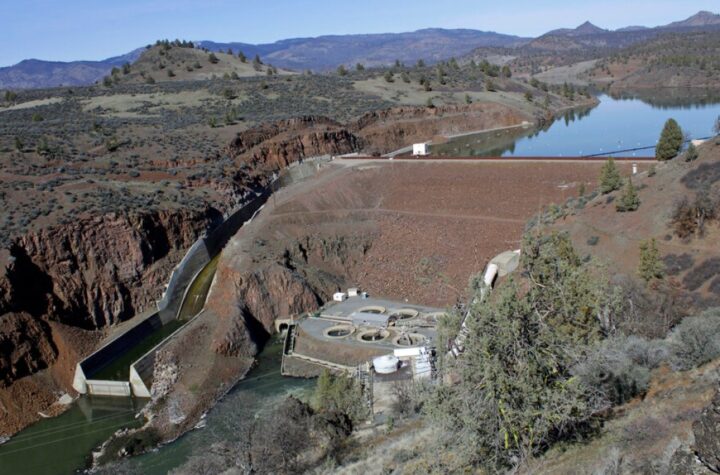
[{"x1": 73, "y1": 157, "x2": 330, "y2": 397}]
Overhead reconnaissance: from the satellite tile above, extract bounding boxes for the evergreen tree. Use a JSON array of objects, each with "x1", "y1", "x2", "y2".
[
  {"x1": 684, "y1": 142, "x2": 699, "y2": 162},
  {"x1": 655, "y1": 118, "x2": 683, "y2": 161},
  {"x1": 208, "y1": 52, "x2": 219, "y2": 64},
  {"x1": 336, "y1": 64, "x2": 348, "y2": 76},
  {"x1": 237, "y1": 51, "x2": 247, "y2": 63},
  {"x1": 416, "y1": 59, "x2": 425, "y2": 68},
  {"x1": 638, "y1": 239, "x2": 664, "y2": 282},
  {"x1": 355, "y1": 63, "x2": 364, "y2": 71},
  {"x1": 616, "y1": 177, "x2": 640, "y2": 212},
  {"x1": 599, "y1": 158, "x2": 622, "y2": 194},
  {"x1": 502, "y1": 65, "x2": 512, "y2": 78}
]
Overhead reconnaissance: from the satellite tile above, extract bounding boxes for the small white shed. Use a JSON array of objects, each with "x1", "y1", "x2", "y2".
[
  {"x1": 347, "y1": 287, "x2": 360, "y2": 297},
  {"x1": 412, "y1": 143, "x2": 429, "y2": 156},
  {"x1": 333, "y1": 292, "x2": 347, "y2": 302}
]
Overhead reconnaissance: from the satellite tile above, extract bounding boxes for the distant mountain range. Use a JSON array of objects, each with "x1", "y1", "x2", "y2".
[{"x1": 1, "y1": 11, "x2": 719, "y2": 90}]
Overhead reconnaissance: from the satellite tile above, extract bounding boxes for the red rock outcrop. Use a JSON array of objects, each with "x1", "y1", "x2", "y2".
[
  {"x1": 350, "y1": 102, "x2": 533, "y2": 153},
  {"x1": 225, "y1": 116, "x2": 362, "y2": 172}
]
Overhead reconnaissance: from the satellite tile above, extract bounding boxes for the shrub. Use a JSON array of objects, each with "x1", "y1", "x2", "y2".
[
  {"x1": 208, "y1": 52, "x2": 219, "y2": 64},
  {"x1": 616, "y1": 177, "x2": 640, "y2": 212},
  {"x1": 312, "y1": 370, "x2": 368, "y2": 424},
  {"x1": 587, "y1": 235, "x2": 600, "y2": 246},
  {"x1": 599, "y1": 158, "x2": 622, "y2": 194},
  {"x1": 685, "y1": 142, "x2": 699, "y2": 162},
  {"x1": 638, "y1": 239, "x2": 664, "y2": 282},
  {"x1": 573, "y1": 337, "x2": 653, "y2": 406},
  {"x1": 669, "y1": 309, "x2": 720, "y2": 370},
  {"x1": 336, "y1": 65, "x2": 348, "y2": 76}
]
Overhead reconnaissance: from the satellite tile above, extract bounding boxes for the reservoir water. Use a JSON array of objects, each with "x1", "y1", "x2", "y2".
[
  {"x1": 1, "y1": 89, "x2": 719, "y2": 474},
  {"x1": 432, "y1": 90, "x2": 720, "y2": 158}
]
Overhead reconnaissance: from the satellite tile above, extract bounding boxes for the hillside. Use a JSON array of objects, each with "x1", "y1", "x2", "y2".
[
  {"x1": 0, "y1": 49, "x2": 142, "y2": 89},
  {"x1": 197, "y1": 28, "x2": 528, "y2": 71},
  {"x1": 112, "y1": 43, "x2": 293, "y2": 85},
  {"x1": 586, "y1": 30, "x2": 720, "y2": 89}
]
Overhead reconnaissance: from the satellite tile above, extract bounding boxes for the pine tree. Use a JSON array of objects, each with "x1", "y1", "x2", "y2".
[
  {"x1": 336, "y1": 64, "x2": 348, "y2": 76},
  {"x1": 237, "y1": 51, "x2": 247, "y2": 63},
  {"x1": 684, "y1": 142, "x2": 699, "y2": 162},
  {"x1": 655, "y1": 118, "x2": 683, "y2": 161},
  {"x1": 208, "y1": 52, "x2": 219, "y2": 64},
  {"x1": 599, "y1": 158, "x2": 622, "y2": 194},
  {"x1": 638, "y1": 239, "x2": 664, "y2": 282},
  {"x1": 616, "y1": 177, "x2": 640, "y2": 212}
]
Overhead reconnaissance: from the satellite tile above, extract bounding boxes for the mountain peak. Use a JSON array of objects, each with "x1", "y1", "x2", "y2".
[
  {"x1": 665, "y1": 10, "x2": 720, "y2": 28},
  {"x1": 575, "y1": 21, "x2": 606, "y2": 34}
]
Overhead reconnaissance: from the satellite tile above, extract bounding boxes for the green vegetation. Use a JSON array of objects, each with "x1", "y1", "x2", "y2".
[
  {"x1": 336, "y1": 64, "x2": 348, "y2": 76},
  {"x1": 208, "y1": 52, "x2": 219, "y2": 64},
  {"x1": 684, "y1": 142, "x2": 699, "y2": 162},
  {"x1": 599, "y1": 158, "x2": 622, "y2": 194},
  {"x1": 355, "y1": 63, "x2": 365, "y2": 71},
  {"x1": 638, "y1": 238, "x2": 664, "y2": 282},
  {"x1": 656, "y1": 118, "x2": 683, "y2": 161},
  {"x1": 313, "y1": 370, "x2": 368, "y2": 424},
  {"x1": 616, "y1": 177, "x2": 640, "y2": 212},
  {"x1": 425, "y1": 233, "x2": 619, "y2": 471},
  {"x1": 3, "y1": 90, "x2": 18, "y2": 102}
]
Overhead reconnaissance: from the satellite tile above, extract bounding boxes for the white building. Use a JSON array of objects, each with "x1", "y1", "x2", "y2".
[
  {"x1": 412, "y1": 143, "x2": 429, "y2": 156},
  {"x1": 333, "y1": 292, "x2": 348, "y2": 302}
]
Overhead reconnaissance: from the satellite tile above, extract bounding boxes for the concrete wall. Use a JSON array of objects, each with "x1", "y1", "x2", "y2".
[
  {"x1": 85, "y1": 380, "x2": 132, "y2": 397},
  {"x1": 73, "y1": 156, "x2": 331, "y2": 398}
]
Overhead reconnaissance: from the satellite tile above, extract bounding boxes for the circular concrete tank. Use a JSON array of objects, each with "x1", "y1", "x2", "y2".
[
  {"x1": 393, "y1": 333, "x2": 426, "y2": 347},
  {"x1": 323, "y1": 325, "x2": 355, "y2": 339},
  {"x1": 357, "y1": 329, "x2": 390, "y2": 343},
  {"x1": 373, "y1": 355, "x2": 400, "y2": 374},
  {"x1": 357, "y1": 306, "x2": 386, "y2": 314},
  {"x1": 391, "y1": 309, "x2": 419, "y2": 321}
]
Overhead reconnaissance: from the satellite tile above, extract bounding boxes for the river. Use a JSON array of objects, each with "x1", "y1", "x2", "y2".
[
  {"x1": 1, "y1": 89, "x2": 719, "y2": 475},
  {"x1": 431, "y1": 90, "x2": 720, "y2": 158}
]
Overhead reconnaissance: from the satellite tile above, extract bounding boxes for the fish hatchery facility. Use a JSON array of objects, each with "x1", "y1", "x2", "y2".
[{"x1": 281, "y1": 249, "x2": 522, "y2": 419}]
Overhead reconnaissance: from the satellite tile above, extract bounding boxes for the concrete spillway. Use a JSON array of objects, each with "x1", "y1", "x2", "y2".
[{"x1": 73, "y1": 157, "x2": 330, "y2": 398}]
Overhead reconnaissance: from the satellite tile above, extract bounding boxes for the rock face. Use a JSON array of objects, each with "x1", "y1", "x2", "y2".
[
  {"x1": 0, "y1": 312, "x2": 56, "y2": 387},
  {"x1": 0, "y1": 206, "x2": 220, "y2": 434},
  {"x1": 207, "y1": 233, "x2": 373, "y2": 357},
  {"x1": 351, "y1": 103, "x2": 532, "y2": 154},
  {"x1": 693, "y1": 388, "x2": 720, "y2": 472},
  {"x1": 225, "y1": 116, "x2": 362, "y2": 173}
]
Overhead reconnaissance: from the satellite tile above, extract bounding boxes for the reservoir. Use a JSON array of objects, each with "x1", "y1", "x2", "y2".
[{"x1": 432, "y1": 90, "x2": 720, "y2": 158}]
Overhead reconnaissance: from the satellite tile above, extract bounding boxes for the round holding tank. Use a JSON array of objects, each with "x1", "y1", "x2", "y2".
[
  {"x1": 323, "y1": 325, "x2": 355, "y2": 339},
  {"x1": 357, "y1": 329, "x2": 390, "y2": 343},
  {"x1": 391, "y1": 309, "x2": 419, "y2": 321},
  {"x1": 357, "y1": 305, "x2": 386, "y2": 314},
  {"x1": 393, "y1": 333, "x2": 426, "y2": 347},
  {"x1": 373, "y1": 354, "x2": 400, "y2": 374}
]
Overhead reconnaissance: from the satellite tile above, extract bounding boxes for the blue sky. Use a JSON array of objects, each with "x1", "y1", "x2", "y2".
[{"x1": 1, "y1": 0, "x2": 717, "y2": 66}]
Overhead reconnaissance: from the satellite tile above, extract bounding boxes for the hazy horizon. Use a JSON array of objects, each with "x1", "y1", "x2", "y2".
[{"x1": 2, "y1": 0, "x2": 718, "y2": 67}]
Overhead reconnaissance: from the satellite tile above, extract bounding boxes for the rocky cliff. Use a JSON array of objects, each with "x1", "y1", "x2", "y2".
[
  {"x1": 351, "y1": 102, "x2": 533, "y2": 154},
  {"x1": 0, "y1": 206, "x2": 222, "y2": 434},
  {"x1": 225, "y1": 116, "x2": 362, "y2": 173}
]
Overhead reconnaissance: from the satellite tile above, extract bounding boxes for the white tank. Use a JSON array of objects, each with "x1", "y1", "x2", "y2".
[{"x1": 373, "y1": 355, "x2": 400, "y2": 374}]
